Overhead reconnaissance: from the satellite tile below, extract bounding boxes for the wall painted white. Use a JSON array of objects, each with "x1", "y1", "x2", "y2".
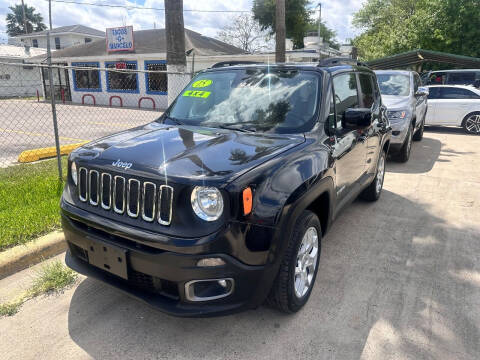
[
  {"x1": 0, "y1": 60, "x2": 42, "y2": 97},
  {"x1": 10, "y1": 34, "x2": 104, "y2": 50}
]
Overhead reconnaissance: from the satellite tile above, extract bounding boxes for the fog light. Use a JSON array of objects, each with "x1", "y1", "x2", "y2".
[
  {"x1": 185, "y1": 278, "x2": 234, "y2": 301},
  {"x1": 196, "y1": 257, "x2": 226, "y2": 267}
]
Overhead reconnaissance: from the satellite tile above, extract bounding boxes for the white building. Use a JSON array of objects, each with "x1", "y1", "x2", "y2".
[
  {"x1": 9, "y1": 25, "x2": 104, "y2": 50},
  {"x1": 0, "y1": 44, "x2": 46, "y2": 97}
]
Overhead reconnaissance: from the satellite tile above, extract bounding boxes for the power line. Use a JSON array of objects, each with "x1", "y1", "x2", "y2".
[{"x1": 47, "y1": 0, "x2": 252, "y2": 13}]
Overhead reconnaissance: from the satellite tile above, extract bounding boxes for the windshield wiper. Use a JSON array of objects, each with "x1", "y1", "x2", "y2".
[
  {"x1": 216, "y1": 124, "x2": 256, "y2": 133},
  {"x1": 163, "y1": 115, "x2": 185, "y2": 126}
]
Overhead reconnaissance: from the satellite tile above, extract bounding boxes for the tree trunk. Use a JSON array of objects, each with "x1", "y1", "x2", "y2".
[
  {"x1": 164, "y1": 0, "x2": 189, "y2": 105},
  {"x1": 275, "y1": 0, "x2": 286, "y2": 63}
]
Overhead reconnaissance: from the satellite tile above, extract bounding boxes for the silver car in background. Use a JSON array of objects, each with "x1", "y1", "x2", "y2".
[{"x1": 375, "y1": 70, "x2": 428, "y2": 162}]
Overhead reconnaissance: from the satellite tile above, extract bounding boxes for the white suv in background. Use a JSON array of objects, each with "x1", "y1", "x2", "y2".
[
  {"x1": 425, "y1": 85, "x2": 480, "y2": 134},
  {"x1": 375, "y1": 70, "x2": 428, "y2": 162}
]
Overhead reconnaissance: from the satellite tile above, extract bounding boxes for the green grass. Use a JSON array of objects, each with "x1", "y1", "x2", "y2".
[
  {"x1": 0, "y1": 158, "x2": 67, "y2": 251},
  {"x1": 0, "y1": 260, "x2": 77, "y2": 317}
]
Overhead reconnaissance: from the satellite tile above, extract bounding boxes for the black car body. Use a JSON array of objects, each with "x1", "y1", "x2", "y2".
[{"x1": 62, "y1": 62, "x2": 391, "y2": 316}]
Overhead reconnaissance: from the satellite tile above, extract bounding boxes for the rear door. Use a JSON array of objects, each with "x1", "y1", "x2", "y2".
[
  {"x1": 357, "y1": 72, "x2": 381, "y2": 174},
  {"x1": 431, "y1": 87, "x2": 480, "y2": 125},
  {"x1": 331, "y1": 72, "x2": 367, "y2": 202}
]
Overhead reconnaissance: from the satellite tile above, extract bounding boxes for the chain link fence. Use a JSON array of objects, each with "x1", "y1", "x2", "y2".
[{"x1": 0, "y1": 61, "x2": 191, "y2": 169}]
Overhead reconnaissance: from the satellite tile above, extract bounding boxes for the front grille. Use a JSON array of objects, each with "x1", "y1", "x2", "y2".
[{"x1": 78, "y1": 168, "x2": 173, "y2": 225}]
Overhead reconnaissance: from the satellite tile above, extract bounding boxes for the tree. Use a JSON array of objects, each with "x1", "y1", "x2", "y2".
[
  {"x1": 217, "y1": 14, "x2": 273, "y2": 53},
  {"x1": 252, "y1": 0, "x2": 311, "y2": 49},
  {"x1": 6, "y1": 3, "x2": 46, "y2": 36},
  {"x1": 352, "y1": 0, "x2": 480, "y2": 60}
]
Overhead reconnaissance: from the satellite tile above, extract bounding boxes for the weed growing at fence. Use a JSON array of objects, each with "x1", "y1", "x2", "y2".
[{"x1": 0, "y1": 158, "x2": 67, "y2": 251}]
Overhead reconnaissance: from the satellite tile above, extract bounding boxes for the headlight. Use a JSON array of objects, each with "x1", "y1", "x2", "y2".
[
  {"x1": 70, "y1": 161, "x2": 78, "y2": 186},
  {"x1": 387, "y1": 110, "x2": 410, "y2": 123},
  {"x1": 191, "y1": 186, "x2": 224, "y2": 221}
]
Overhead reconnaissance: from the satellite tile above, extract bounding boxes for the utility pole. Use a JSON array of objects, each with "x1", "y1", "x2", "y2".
[
  {"x1": 21, "y1": 0, "x2": 28, "y2": 34},
  {"x1": 165, "y1": 0, "x2": 188, "y2": 105},
  {"x1": 47, "y1": 0, "x2": 63, "y2": 180},
  {"x1": 275, "y1": 0, "x2": 285, "y2": 63},
  {"x1": 317, "y1": 2, "x2": 322, "y2": 48}
]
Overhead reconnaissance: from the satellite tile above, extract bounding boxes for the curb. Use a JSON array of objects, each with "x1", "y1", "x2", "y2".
[
  {"x1": 0, "y1": 231, "x2": 67, "y2": 280},
  {"x1": 18, "y1": 142, "x2": 88, "y2": 163}
]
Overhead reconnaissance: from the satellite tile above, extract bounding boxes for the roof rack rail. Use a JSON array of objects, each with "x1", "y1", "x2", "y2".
[
  {"x1": 211, "y1": 61, "x2": 264, "y2": 68},
  {"x1": 318, "y1": 57, "x2": 368, "y2": 67}
]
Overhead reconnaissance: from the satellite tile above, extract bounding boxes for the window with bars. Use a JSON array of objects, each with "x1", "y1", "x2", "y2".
[
  {"x1": 106, "y1": 61, "x2": 138, "y2": 93},
  {"x1": 145, "y1": 61, "x2": 167, "y2": 94},
  {"x1": 72, "y1": 62, "x2": 101, "y2": 91}
]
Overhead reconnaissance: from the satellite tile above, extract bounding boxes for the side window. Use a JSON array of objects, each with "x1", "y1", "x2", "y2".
[
  {"x1": 372, "y1": 75, "x2": 381, "y2": 104},
  {"x1": 442, "y1": 87, "x2": 479, "y2": 99},
  {"x1": 427, "y1": 87, "x2": 441, "y2": 99},
  {"x1": 332, "y1": 73, "x2": 359, "y2": 129},
  {"x1": 358, "y1": 73, "x2": 374, "y2": 108},
  {"x1": 414, "y1": 74, "x2": 421, "y2": 92}
]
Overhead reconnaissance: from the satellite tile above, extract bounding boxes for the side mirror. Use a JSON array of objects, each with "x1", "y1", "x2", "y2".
[
  {"x1": 416, "y1": 86, "x2": 429, "y2": 97},
  {"x1": 343, "y1": 108, "x2": 372, "y2": 130},
  {"x1": 474, "y1": 80, "x2": 480, "y2": 88}
]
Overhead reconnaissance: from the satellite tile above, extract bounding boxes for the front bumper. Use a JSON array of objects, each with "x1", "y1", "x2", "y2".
[
  {"x1": 389, "y1": 119, "x2": 410, "y2": 148},
  {"x1": 62, "y1": 203, "x2": 277, "y2": 317}
]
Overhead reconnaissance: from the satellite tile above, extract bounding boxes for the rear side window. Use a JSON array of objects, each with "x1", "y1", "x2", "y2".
[
  {"x1": 442, "y1": 87, "x2": 480, "y2": 99},
  {"x1": 332, "y1": 73, "x2": 359, "y2": 129},
  {"x1": 358, "y1": 73, "x2": 374, "y2": 108},
  {"x1": 447, "y1": 72, "x2": 476, "y2": 85}
]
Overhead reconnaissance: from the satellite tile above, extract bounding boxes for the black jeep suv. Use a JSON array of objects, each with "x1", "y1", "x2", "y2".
[{"x1": 62, "y1": 62, "x2": 391, "y2": 316}]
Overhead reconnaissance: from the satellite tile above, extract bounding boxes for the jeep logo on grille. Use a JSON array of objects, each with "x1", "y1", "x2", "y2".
[{"x1": 112, "y1": 159, "x2": 132, "y2": 170}]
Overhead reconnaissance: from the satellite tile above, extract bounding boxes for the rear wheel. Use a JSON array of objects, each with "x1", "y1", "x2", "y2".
[
  {"x1": 360, "y1": 150, "x2": 386, "y2": 202},
  {"x1": 463, "y1": 113, "x2": 480, "y2": 135},
  {"x1": 266, "y1": 210, "x2": 321, "y2": 313}
]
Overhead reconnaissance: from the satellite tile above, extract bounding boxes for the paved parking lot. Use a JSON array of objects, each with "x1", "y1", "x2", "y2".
[
  {"x1": 0, "y1": 100, "x2": 160, "y2": 167},
  {"x1": 1, "y1": 128, "x2": 479, "y2": 360}
]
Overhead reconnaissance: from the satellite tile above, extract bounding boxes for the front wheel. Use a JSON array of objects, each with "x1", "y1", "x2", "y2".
[
  {"x1": 413, "y1": 117, "x2": 424, "y2": 141},
  {"x1": 360, "y1": 150, "x2": 386, "y2": 202},
  {"x1": 266, "y1": 210, "x2": 321, "y2": 313},
  {"x1": 397, "y1": 124, "x2": 413, "y2": 162}
]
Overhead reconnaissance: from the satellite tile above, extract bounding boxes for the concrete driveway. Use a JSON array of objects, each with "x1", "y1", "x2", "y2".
[{"x1": 1, "y1": 128, "x2": 479, "y2": 360}]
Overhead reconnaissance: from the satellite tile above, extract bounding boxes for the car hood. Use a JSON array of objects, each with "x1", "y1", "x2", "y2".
[
  {"x1": 72, "y1": 122, "x2": 305, "y2": 185},
  {"x1": 381, "y1": 95, "x2": 411, "y2": 110}
]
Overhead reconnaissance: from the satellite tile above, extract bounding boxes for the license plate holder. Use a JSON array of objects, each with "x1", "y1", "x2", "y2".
[{"x1": 86, "y1": 239, "x2": 128, "y2": 280}]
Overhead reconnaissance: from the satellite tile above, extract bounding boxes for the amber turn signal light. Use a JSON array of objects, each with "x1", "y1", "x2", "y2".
[{"x1": 242, "y1": 187, "x2": 253, "y2": 215}]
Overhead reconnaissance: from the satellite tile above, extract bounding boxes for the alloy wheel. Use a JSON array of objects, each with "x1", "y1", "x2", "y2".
[
  {"x1": 376, "y1": 153, "x2": 385, "y2": 194},
  {"x1": 465, "y1": 114, "x2": 480, "y2": 134},
  {"x1": 294, "y1": 227, "x2": 319, "y2": 298}
]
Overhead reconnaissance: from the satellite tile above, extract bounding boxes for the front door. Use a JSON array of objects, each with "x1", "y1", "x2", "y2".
[{"x1": 331, "y1": 72, "x2": 367, "y2": 203}]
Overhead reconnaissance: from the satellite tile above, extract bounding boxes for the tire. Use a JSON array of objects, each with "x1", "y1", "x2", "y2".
[
  {"x1": 462, "y1": 112, "x2": 480, "y2": 135},
  {"x1": 360, "y1": 149, "x2": 386, "y2": 202},
  {"x1": 266, "y1": 210, "x2": 321, "y2": 313},
  {"x1": 397, "y1": 124, "x2": 413, "y2": 162},
  {"x1": 413, "y1": 117, "x2": 424, "y2": 141}
]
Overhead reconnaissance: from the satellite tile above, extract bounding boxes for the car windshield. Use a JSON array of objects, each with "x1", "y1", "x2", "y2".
[
  {"x1": 377, "y1": 74, "x2": 410, "y2": 96},
  {"x1": 165, "y1": 68, "x2": 321, "y2": 134}
]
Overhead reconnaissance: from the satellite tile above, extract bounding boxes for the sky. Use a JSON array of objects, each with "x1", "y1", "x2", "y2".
[{"x1": 0, "y1": 0, "x2": 365, "y2": 45}]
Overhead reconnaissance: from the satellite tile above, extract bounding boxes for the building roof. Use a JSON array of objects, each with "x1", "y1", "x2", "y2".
[
  {"x1": 367, "y1": 49, "x2": 480, "y2": 69},
  {"x1": 0, "y1": 44, "x2": 46, "y2": 59},
  {"x1": 13, "y1": 24, "x2": 105, "y2": 38},
  {"x1": 36, "y1": 28, "x2": 244, "y2": 60}
]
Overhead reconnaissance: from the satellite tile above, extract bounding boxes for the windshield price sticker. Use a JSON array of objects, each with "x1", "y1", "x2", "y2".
[
  {"x1": 192, "y1": 79, "x2": 212, "y2": 88},
  {"x1": 183, "y1": 90, "x2": 211, "y2": 98}
]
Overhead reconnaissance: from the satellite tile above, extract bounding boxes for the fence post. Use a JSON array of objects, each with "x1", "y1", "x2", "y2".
[{"x1": 46, "y1": 30, "x2": 63, "y2": 181}]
